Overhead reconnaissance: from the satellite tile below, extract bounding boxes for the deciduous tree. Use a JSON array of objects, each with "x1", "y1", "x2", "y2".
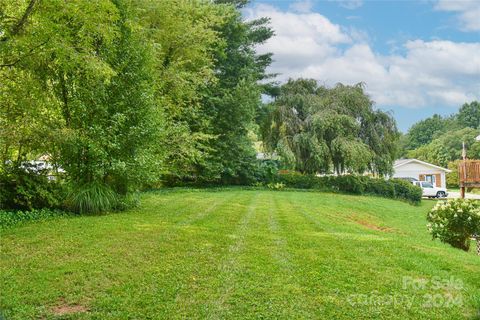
[{"x1": 262, "y1": 79, "x2": 399, "y2": 175}]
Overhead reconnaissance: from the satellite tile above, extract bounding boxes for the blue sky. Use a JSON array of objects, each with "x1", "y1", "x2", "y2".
[{"x1": 244, "y1": 0, "x2": 480, "y2": 131}]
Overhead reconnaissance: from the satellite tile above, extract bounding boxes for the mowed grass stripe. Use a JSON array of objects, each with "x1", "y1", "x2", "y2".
[
  {"x1": 176, "y1": 191, "x2": 237, "y2": 226},
  {"x1": 209, "y1": 191, "x2": 319, "y2": 319},
  {"x1": 278, "y1": 193, "x2": 416, "y2": 318},
  {"x1": 207, "y1": 191, "x2": 260, "y2": 319},
  {"x1": 266, "y1": 192, "x2": 320, "y2": 317},
  {"x1": 164, "y1": 191, "x2": 257, "y2": 319},
  {"x1": 272, "y1": 192, "x2": 360, "y2": 314},
  {"x1": 96, "y1": 191, "x2": 257, "y2": 319}
]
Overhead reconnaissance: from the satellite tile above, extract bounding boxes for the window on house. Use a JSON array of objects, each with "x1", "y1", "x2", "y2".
[{"x1": 424, "y1": 174, "x2": 436, "y2": 185}]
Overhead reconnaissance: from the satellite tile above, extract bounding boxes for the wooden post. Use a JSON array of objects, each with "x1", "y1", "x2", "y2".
[
  {"x1": 458, "y1": 159, "x2": 480, "y2": 198},
  {"x1": 460, "y1": 143, "x2": 466, "y2": 198},
  {"x1": 459, "y1": 159, "x2": 466, "y2": 199}
]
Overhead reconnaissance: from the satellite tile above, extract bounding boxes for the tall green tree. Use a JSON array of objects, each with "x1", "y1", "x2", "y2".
[
  {"x1": 457, "y1": 101, "x2": 480, "y2": 129},
  {"x1": 197, "y1": 2, "x2": 273, "y2": 183},
  {"x1": 133, "y1": 0, "x2": 230, "y2": 182},
  {"x1": 405, "y1": 114, "x2": 448, "y2": 150},
  {"x1": 1, "y1": 0, "x2": 121, "y2": 168},
  {"x1": 262, "y1": 79, "x2": 399, "y2": 175},
  {"x1": 1, "y1": 0, "x2": 163, "y2": 211}
]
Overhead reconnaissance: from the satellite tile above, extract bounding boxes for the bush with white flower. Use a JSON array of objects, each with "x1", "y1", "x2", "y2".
[{"x1": 427, "y1": 199, "x2": 480, "y2": 251}]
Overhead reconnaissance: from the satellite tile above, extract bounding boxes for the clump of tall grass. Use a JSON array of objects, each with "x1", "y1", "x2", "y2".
[
  {"x1": 66, "y1": 182, "x2": 118, "y2": 214},
  {"x1": 116, "y1": 192, "x2": 140, "y2": 211}
]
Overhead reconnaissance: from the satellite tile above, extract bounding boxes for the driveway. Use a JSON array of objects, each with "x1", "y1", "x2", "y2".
[{"x1": 447, "y1": 191, "x2": 480, "y2": 200}]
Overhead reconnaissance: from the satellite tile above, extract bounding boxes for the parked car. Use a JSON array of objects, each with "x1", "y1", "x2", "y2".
[
  {"x1": 413, "y1": 181, "x2": 448, "y2": 198},
  {"x1": 396, "y1": 177, "x2": 418, "y2": 183}
]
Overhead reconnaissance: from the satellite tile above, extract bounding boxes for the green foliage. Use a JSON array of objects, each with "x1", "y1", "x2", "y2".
[
  {"x1": 266, "y1": 182, "x2": 285, "y2": 190},
  {"x1": 273, "y1": 173, "x2": 422, "y2": 204},
  {"x1": 1, "y1": 0, "x2": 273, "y2": 211},
  {"x1": 401, "y1": 101, "x2": 479, "y2": 160},
  {"x1": 0, "y1": 208, "x2": 71, "y2": 230},
  {"x1": 183, "y1": 5, "x2": 274, "y2": 184},
  {"x1": 446, "y1": 160, "x2": 460, "y2": 187},
  {"x1": 404, "y1": 114, "x2": 449, "y2": 150},
  {"x1": 115, "y1": 192, "x2": 141, "y2": 211},
  {"x1": 139, "y1": 0, "x2": 226, "y2": 181},
  {"x1": 128, "y1": 0, "x2": 272, "y2": 186},
  {"x1": 330, "y1": 174, "x2": 368, "y2": 194},
  {"x1": 53, "y1": 1, "x2": 160, "y2": 195},
  {"x1": 408, "y1": 127, "x2": 480, "y2": 167},
  {"x1": 273, "y1": 172, "x2": 323, "y2": 189},
  {"x1": 365, "y1": 177, "x2": 395, "y2": 198},
  {"x1": 262, "y1": 79, "x2": 399, "y2": 176},
  {"x1": 0, "y1": 164, "x2": 62, "y2": 210},
  {"x1": 0, "y1": 0, "x2": 163, "y2": 211},
  {"x1": 253, "y1": 160, "x2": 280, "y2": 183},
  {"x1": 457, "y1": 101, "x2": 480, "y2": 129},
  {"x1": 427, "y1": 199, "x2": 480, "y2": 251},
  {"x1": 390, "y1": 178, "x2": 423, "y2": 204},
  {"x1": 66, "y1": 182, "x2": 118, "y2": 214}
]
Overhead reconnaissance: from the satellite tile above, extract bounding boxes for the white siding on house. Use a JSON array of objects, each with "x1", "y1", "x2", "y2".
[{"x1": 393, "y1": 162, "x2": 447, "y2": 188}]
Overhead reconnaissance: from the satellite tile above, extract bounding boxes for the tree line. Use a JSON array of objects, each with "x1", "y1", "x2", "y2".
[
  {"x1": 398, "y1": 101, "x2": 480, "y2": 186},
  {"x1": 1, "y1": 0, "x2": 402, "y2": 212}
]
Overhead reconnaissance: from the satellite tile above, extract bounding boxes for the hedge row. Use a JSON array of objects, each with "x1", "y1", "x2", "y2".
[{"x1": 273, "y1": 173, "x2": 422, "y2": 204}]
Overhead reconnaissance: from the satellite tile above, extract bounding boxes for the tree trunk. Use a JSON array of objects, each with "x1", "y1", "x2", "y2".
[
  {"x1": 1, "y1": 0, "x2": 37, "y2": 42},
  {"x1": 59, "y1": 72, "x2": 71, "y2": 127},
  {"x1": 476, "y1": 236, "x2": 480, "y2": 256}
]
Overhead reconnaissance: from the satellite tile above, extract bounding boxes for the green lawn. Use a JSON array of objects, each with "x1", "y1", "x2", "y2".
[{"x1": 1, "y1": 189, "x2": 479, "y2": 319}]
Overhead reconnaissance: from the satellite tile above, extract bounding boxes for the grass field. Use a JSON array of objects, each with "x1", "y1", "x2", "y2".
[{"x1": 1, "y1": 189, "x2": 479, "y2": 319}]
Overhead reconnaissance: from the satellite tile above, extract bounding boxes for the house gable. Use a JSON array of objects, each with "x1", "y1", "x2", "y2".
[{"x1": 393, "y1": 159, "x2": 451, "y2": 173}]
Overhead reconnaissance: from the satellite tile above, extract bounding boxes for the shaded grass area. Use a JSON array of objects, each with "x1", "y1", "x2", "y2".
[{"x1": 1, "y1": 190, "x2": 479, "y2": 319}]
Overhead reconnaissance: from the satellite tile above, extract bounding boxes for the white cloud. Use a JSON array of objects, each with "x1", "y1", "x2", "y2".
[
  {"x1": 289, "y1": 0, "x2": 314, "y2": 13},
  {"x1": 334, "y1": 0, "x2": 364, "y2": 10},
  {"x1": 435, "y1": 0, "x2": 480, "y2": 31},
  {"x1": 245, "y1": 4, "x2": 480, "y2": 108}
]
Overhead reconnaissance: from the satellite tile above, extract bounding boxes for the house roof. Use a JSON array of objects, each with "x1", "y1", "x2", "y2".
[{"x1": 393, "y1": 158, "x2": 452, "y2": 173}]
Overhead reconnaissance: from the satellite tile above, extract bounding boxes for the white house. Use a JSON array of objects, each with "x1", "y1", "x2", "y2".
[{"x1": 392, "y1": 159, "x2": 451, "y2": 188}]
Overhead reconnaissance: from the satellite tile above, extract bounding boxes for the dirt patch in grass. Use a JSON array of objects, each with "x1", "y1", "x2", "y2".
[
  {"x1": 52, "y1": 298, "x2": 89, "y2": 316},
  {"x1": 349, "y1": 215, "x2": 394, "y2": 232}
]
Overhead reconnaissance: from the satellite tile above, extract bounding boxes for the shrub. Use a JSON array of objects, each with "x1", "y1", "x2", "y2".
[
  {"x1": 365, "y1": 178, "x2": 395, "y2": 198},
  {"x1": 391, "y1": 179, "x2": 422, "y2": 204},
  {"x1": 274, "y1": 172, "x2": 421, "y2": 204},
  {"x1": 115, "y1": 192, "x2": 140, "y2": 211},
  {"x1": 328, "y1": 175, "x2": 366, "y2": 194},
  {"x1": 267, "y1": 182, "x2": 285, "y2": 190},
  {"x1": 162, "y1": 160, "x2": 280, "y2": 188},
  {"x1": 0, "y1": 163, "x2": 63, "y2": 210},
  {"x1": 65, "y1": 182, "x2": 118, "y2": 214},
  {"x1": 253, "y1": 160, "x2": 279, "y2": 184},
  {"x1": 275, "y1": 172, "x2": 322, "y2": 189},
  {"x1": 427, "y1": 199, "x2": 480, "y2": 251},
  {"x1": 0, "y1": 208, "x2": 72, "y2": 229}
]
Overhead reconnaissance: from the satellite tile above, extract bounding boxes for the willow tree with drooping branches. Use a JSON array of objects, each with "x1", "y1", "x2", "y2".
[{"x1": 262, "y1": 79, "x2": 399, "y2": 175}]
